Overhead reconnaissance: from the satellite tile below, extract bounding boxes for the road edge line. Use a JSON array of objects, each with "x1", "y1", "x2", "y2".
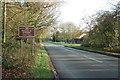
[
  {"x1": 66, "y1": 46, "x2": 119, "y2": 58},
  {"x1": 42, "y1": 44, "x2": 59, "y2": 80}
]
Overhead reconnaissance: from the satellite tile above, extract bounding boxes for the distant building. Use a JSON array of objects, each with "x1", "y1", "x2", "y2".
[{"x1": 74, "y1": 32, "x2": 88, "y2": 44}]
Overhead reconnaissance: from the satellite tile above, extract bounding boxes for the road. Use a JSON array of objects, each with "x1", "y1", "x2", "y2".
[{"x1": 43, "y1": 42, "x2": 119, "y2": 80}]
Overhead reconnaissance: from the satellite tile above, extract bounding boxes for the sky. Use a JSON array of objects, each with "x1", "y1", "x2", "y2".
[{"x1": 59, "y1": 0, "x2": 119, "y2": 28}]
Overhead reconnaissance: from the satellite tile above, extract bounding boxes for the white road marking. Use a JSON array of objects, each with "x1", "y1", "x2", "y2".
[
  {"x1": 64, "y1": 48, "x2": 80, "y2": 54},
  {"x1": 64, "y1": 47, "x2": 103, "y2": 63},
  {"x1": 84, "y1": 55, "x2": 103, "y2": 63}
]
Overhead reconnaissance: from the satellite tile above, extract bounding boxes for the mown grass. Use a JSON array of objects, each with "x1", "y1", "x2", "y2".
[
  {"x1": 29, "y1": 44, "x2": 52, "y2": 79},
  {"x1": 46, "y1": 41, "x2": 120, "y2": 57},
  {"x1": 46, "y1": 41, "x2": 80, "y2": 47},
  {"x1": 67, "y1": 46, "x2": 120, "y2": 56}
]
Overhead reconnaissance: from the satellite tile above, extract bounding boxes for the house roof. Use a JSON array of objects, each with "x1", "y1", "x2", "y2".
[{"x1": 75, "y1": 33, "x2": 88, "y2": 39}]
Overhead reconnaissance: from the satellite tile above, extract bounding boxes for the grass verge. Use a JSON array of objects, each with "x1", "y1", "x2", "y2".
[
  {"x1": 28, "y1": 43, "x2": 53, "y2": 79},
  {"x1": 46, "y1": 41, "x2": 80, "y2": 47},
  {"x1": 66, "y1": 46, "x2": 120, "y2": 57},
  {"x1": 46, "y1": 41, "x2": 120, "y2": 58}
]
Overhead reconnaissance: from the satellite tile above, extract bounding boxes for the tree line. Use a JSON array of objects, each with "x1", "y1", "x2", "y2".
[
  {"x1": 52, "y1": 22, "x2": 82, "y2": 43},
  {"x1": 82, "y1": 2, "x2": 120, "y2": 52},
  {"x1": 2, "y1": 1, "x2": 60, "y2": 78},
  {"x1": 50, "y1": 1, "x2": 120, "y2": 53}
]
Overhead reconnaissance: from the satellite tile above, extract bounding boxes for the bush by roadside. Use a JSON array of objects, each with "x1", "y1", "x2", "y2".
[{"x1": 2, "y1": 43, "x2": 53, "y2": 79}]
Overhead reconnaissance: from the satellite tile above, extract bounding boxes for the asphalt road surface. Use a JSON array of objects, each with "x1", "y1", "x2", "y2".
[{"x1": 43, "y1": 42, "x2": 119, "y2": 80}]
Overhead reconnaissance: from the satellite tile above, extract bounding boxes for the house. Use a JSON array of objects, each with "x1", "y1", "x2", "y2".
[{"x1": 74, "y1": 32, "x2": 88, "y2": 44}]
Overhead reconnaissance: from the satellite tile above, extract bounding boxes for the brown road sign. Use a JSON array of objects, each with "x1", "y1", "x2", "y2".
[{"x1": 18, "y1": 26, "x2": 35, "y2": 38}]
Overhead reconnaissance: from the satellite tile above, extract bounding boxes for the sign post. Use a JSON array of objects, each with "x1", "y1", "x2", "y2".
[
  {"x1": 18, "y1": 26, "x2": 35, "y2": 54},
  {"x1": 18, "y1": 26, "x2": 35, "y2": 38}
]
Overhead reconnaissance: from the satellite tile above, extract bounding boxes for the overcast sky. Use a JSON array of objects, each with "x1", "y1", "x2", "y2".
[{"x1": 59, "y1": 0, "x2": 119, "y2": 28}]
